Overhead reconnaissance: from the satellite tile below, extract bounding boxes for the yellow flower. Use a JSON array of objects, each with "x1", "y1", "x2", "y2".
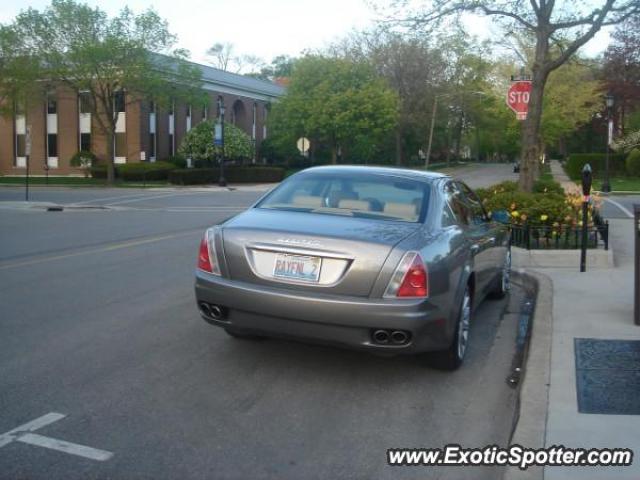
[
  {"x1": 541, "y1": 214, "x2": 548, "y2": 221},
  {"x1": 511, "y1": 211, "x2": 520, "y2": 217}
]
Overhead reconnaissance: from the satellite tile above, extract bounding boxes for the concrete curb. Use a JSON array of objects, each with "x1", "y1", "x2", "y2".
[
  {"x1": 504, "y1": 270, "x2": 554, "y2": 480},
  {"x1": 512, "y1": 247, "x2": 613, "y2": 269}
]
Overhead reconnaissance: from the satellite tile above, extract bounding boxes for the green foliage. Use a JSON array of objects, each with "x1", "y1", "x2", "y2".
[
  {"x1": 475, "y1": 181, "x2": 518, "y2": 201},
  {"x1": 69, "y1": 151, "x2": 96, "y2": 168},
  {"x1": 162, "y1": 155, "x2": 187, "y2": 169},
  {"x1": 268, "y1": 55, "x2": 398, "y2": 163},
  {"x1": 89, "y1": 161, "x2": 175, "y2": 180},
  {"x1": 625, "y1": 149, "x2": 640, "y2": 177},
  {"x1": 169, "y1": 167, "x2": 285, "y2": 185},
  {"x1": 117, "y1": 162, "x2": 176, "y2": 181},
  {"x1": 532, "y1": 177, "x2": 564, "y2": 195},
  {"x1": 565, "y1": 153, "x2": 626, "y2": 180},
  {"x1": 178, "y1": 120, "x2": 253, "y2": 162}
]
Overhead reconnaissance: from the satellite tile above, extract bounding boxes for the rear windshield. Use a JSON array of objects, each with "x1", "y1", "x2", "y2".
[{"x1": 256, "y1": 172, "x2": 430, "y2": 223}]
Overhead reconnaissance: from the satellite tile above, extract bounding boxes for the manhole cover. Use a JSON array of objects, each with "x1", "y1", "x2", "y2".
[{"x1": 575, "y1": 338, "x2": 640, "y2": 415}]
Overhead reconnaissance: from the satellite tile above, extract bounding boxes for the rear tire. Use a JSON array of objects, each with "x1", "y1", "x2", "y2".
[
  {"x1": 430, "y1": 286, "x2": 471, "y2": 371},
  {"x1": 224, "y1": 328, "x2": 265, "y2": 340},
  {"x1": 489, "y1": 248, "x2": 511, "y2": 299}
]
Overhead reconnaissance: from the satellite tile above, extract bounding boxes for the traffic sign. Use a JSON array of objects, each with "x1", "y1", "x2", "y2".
[
  {"x1": 506, "y1": 81, "x2": 532, "y2": 120},
  {"x1": 296, "y1": 137, "x2": 310, "y2": 155}
]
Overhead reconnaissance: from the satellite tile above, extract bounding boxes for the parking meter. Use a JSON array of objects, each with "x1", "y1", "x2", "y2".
[{"x1": 582, "y1": 163, "x2": 592, "y2": 199}]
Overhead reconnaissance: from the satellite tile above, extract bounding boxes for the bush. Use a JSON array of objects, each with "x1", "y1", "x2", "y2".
[
  {"x1": 69, "y1": 151, "x2": 96, "y2": 177},
  {"x1": 178, "y1": 120, "x2": 253, "y2": 162},
  {"x1": 565, "y1": 153, "x2": 626, "y2": 180},
  {"x1": 475, "y1": 181, "x2": 518, "y2": 202},
  {"x1": 163, "y1": 155, "x2": 187, "y2": 169},
  {"x1": 117, "y1": 161, "x2": 176, "y2": 181},
  {"x1": 625, "y1": 149, "x2": 640, "y2": 177},
  {"x1": 169, "y1": 166, "x2": 285, "y2": 185},
  {"x1": 532, "y1": 177, "x2": 564, "y2": 195},
  {"x1": 90, "y1": 165, "x2": 109, "y2": 179}
]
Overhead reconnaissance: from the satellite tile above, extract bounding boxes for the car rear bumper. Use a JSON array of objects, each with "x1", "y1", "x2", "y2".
[{"x1": 194, "y1": 271, "x2": 452, "y2": 354}]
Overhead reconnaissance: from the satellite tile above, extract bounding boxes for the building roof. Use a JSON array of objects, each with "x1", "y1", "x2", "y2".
[{"x1": 197, "y1": 62, "x2": 285, "y2": 100}]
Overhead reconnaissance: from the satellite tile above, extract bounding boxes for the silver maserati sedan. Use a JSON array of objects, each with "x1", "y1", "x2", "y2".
[{"x1": 195, "y1": 166, "x2": 510, "y2": 369}]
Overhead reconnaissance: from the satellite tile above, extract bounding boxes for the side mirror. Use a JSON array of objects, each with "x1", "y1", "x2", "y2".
[{"x1": 492, "y1": 209, "x2": 510, "y2": 224}]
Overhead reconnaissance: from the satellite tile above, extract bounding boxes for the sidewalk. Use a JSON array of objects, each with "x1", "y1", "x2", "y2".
[{"x1": 530, "y1": 162, "x2": 639, "y2": 479}]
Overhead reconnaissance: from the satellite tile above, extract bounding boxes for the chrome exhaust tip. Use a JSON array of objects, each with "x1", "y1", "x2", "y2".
[
  {"x1": 199, "y1": 302, "x2": 212, "y2": 316},
  {"x1": 391, "y1": 330, "x2": 409, "y2": 345},
  {"x1": 209, "y1": 305, "x2": 224, "y2": 319},
  {"x1": 373, "y1": 329, "x2": 390, "y2": 344}
]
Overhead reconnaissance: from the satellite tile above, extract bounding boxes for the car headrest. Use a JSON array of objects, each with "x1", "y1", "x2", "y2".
[
  {"x1": 337, "y1": 199, "x2": 371, "y2": 211},
  {"x1": 292, "y1": 195, "x2": 324, "y2": 207},
  {"x1": 383, "y1": 202, "x2": 418, "y2": 220}
]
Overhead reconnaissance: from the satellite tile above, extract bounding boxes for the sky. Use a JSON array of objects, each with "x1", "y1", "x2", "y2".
[{"x1": 0, "y1": 0, "x2": 612, "y2": 68}]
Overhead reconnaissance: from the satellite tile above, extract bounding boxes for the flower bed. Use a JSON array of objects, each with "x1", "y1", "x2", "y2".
[{"x1": 477, "y1": 179, "x2": 608, "y2": 250}]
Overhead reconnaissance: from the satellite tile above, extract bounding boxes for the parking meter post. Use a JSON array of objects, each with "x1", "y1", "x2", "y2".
[
  {"x1": 580, "y1": 164, "x2": 593, "y2": 273},
  {"x1": 635, "y1": 205, "x2": 640, "y2": 326}
]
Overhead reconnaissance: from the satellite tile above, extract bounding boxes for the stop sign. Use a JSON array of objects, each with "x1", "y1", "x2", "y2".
[{"x1": 506, "y1": 81, "x2": 532, "y2": 120}]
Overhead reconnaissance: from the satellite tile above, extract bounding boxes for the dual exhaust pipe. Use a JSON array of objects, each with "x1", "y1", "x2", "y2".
[
  {"x1": 372, "y1": 329, "x2": 411, "y2": 346},
  {"x1": 199, "y1": 302, "x2": 227, "y2": 320}
]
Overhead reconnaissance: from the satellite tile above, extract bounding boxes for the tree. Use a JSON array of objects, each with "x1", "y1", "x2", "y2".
[
  {"x1": 8, "y1": 0, "x2": 204, "y2": 184},
  {"x1": 178, "y1": 120, "x2": 253, "y2": 163},
  {"x1": 206, "y1": 42, "x2": 239, "y2": 72},
  {"x1": 386, "y1": 0, "x2": 640, "y2": 191},
  {"x1": 0, "y1": 23, "x2": 41, "y2": 114},
  {"x1": 269, "y1": 55, "x2": 398, "y2": 164},
  {"x1": 603, "y1": 15, "x2": 640, "y2": 133}
]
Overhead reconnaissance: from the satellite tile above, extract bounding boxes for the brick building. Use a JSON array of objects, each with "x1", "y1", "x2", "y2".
[{"x1": 0, "y1": 61, "x2": 285, "y2": 176}]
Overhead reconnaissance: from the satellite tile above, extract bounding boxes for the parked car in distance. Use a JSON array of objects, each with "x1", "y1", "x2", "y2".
[
  {"x1": 195, "y1": 166, "x2": 511, "y2": 370},
  {"x1": 513, "y1": 162, "x2": 520, "y2": 173}
]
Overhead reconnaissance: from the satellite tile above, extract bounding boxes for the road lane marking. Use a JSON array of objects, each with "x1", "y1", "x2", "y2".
[
  {"x1": 104, "y1": 192, "x2": 206, "y2": 205},
  {"x1": 74, "y1": 192, "x2": 163, "y2": 205},
  {"x1": 18, "y1": 433, "x2": 113, "y2": 461},
  {"x1": 0, "y1": 413, "x2": 65, "y2": 448},
  {"x1": 604, "y1": 198, "x2": 634, "y2": 218},
  {"x1": 0, "y1": 229, "x2": 202, "y2": 271},
  {"x1": 0, "y1": 413, "x2": 113, "y2": 461}
]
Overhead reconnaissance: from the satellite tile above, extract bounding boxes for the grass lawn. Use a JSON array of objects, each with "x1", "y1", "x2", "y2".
[
  {"x1": 0, "y1": 176, "x2": 169, "y2": 188},
  {"x1": 571, "y1": 176, "x2": 640, "y2": 193}
]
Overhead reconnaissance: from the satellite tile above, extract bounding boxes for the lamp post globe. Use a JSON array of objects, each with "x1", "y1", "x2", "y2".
[{"x1": 602, "y1": 92, "x2": 614, "y2": 194}]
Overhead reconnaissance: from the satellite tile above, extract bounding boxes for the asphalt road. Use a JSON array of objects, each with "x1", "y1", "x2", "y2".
[{"x1": 0, "y1": 163, "x2": 525, "y2": 479}]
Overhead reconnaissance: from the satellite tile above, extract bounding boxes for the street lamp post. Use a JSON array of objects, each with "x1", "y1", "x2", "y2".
[
  {"x1": 218, "y1": 99, "x2": 227, "y2": 187},
  {"x1": 602, "y1": 92, "x2": 614, "y2": 193}
]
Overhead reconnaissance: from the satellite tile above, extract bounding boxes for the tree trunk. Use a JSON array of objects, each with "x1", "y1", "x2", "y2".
[
  {"x1": 331, "y1": 144, "x2": 337, "y2": 164},
  {"x1": 395, "y1": 126, "x2": 403, "y2": 166},
  {"x1": 519, "y1": 32, "x2": 550, "y2": 192},
  {"x1": 106, "y1": 127, "x2": 115, "y2": 185}
]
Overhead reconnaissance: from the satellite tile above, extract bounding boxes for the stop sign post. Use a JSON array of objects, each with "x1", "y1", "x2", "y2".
[{"x1": 506, "y1": 81, "x2": 532, "y2": 120}]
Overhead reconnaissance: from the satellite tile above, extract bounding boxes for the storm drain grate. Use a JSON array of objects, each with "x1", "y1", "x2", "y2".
[{"x1": 574, "y1": 338, "x2": 640, "y2": 415}]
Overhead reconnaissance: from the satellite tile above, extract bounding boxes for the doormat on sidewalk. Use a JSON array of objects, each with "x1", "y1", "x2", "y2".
[{"x1": 574, "y1": 338, "x2": 640, "y2": 415}]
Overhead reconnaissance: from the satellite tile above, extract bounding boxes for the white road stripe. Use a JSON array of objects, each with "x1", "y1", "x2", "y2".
[
  {"x1": 18, "y1": 433, "x2": 113, "y2": 461},
  {"x1": 0, "y1": 413, "x2": 66, "y2": 448},
  {"x1": 604, "y1": 198, "x2": 634, "y2": 218},
  {"x1": 104, "y1": 192, "x2": 207, "y2": 206},
  {"x1": 74, "y1": 192, "x2": 156, "y2": 205}
]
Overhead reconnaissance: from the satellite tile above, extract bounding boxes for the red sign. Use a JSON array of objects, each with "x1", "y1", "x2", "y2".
[{"x1": 506, "y1": 81, "x2": 532, "y2": 120}]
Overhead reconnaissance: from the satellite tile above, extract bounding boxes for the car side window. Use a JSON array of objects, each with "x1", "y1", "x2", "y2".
[
  {"x1": 458, "y1": 182, "x2": 489, "y2": 225},
  {"x1": 442, "y1": 181, "x2": 470, "y2": 226}
]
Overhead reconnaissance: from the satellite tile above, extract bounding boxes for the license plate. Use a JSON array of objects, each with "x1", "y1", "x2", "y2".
[{"x1": 273, "y1": 254, "x2": 322, "y2": 283}]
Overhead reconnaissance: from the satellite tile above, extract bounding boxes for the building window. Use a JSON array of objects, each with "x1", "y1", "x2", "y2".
[
  {"x1": 115, "y1": 91, "x2": 125, "y2": 113},
  {"x1": 80, "y1": 133, "x2": 91, "y2": 151},
  {"x1": 16, "y1": 134, "x2": 26, "y2": 157},
  {"x1": 149, "y1": 133, "x2": 155, "y2": 158},
  {"x1": 47, "y1": 97, "x2": 57, "y2": 114},
  {"x1": 168, "y1": 100, "x2": 174, "y2": 115},
  {"x1": 202, "y1": 105, "x2": 208, "y2": 121},
  {"x1": 47, "y1": 134, "x2": 58, "y2": 157},
  {"x1": 169, "y1": 134, "x2": 174, "y2": 155},
  {"x1": 186, "y1": 104, "x2": 192, "y2": 117},
  {"x1": 15, "y1": 101, "x2": 25, "y2": 116},
  {"x1": 115, "y1": 132, "x2": 126, "y2": 158},
  {"x1": 149, "y1": 100, "x2": 156, "y2": 113},
  {"x1": 79, "y1": 92, "x2": 92, "y2": 113}
]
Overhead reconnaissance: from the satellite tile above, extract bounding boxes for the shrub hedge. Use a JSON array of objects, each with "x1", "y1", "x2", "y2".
[
  {"x1": 169, "y1": 166, "x2": 285, "y2": 185},
  {"x1": 565, "y1": 153, "x2": 626, "y2": 180},
  {"x1": 89, "y1": 161, "x2": 176, "y2": 181},
  {"x1": 625, "y1": 149, "x2": 640, "y2": 177}
]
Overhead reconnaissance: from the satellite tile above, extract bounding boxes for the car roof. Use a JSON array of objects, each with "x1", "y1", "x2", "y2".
[{"x1": 296, "y1": 165, "x2": 449, "y2": 182}]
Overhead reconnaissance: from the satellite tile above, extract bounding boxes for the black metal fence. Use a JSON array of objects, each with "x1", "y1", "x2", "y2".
[{"x1": 510, "y1": 220, "x2": 609, "y2": 250}]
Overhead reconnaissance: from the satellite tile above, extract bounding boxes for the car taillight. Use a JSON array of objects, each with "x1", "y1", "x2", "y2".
[
  {"x1": 384, "y1": 252, "x2": 428, "y2": 298},
  {"x1": 197, "y1": 229, "x2": 221, "y2": 275}
]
